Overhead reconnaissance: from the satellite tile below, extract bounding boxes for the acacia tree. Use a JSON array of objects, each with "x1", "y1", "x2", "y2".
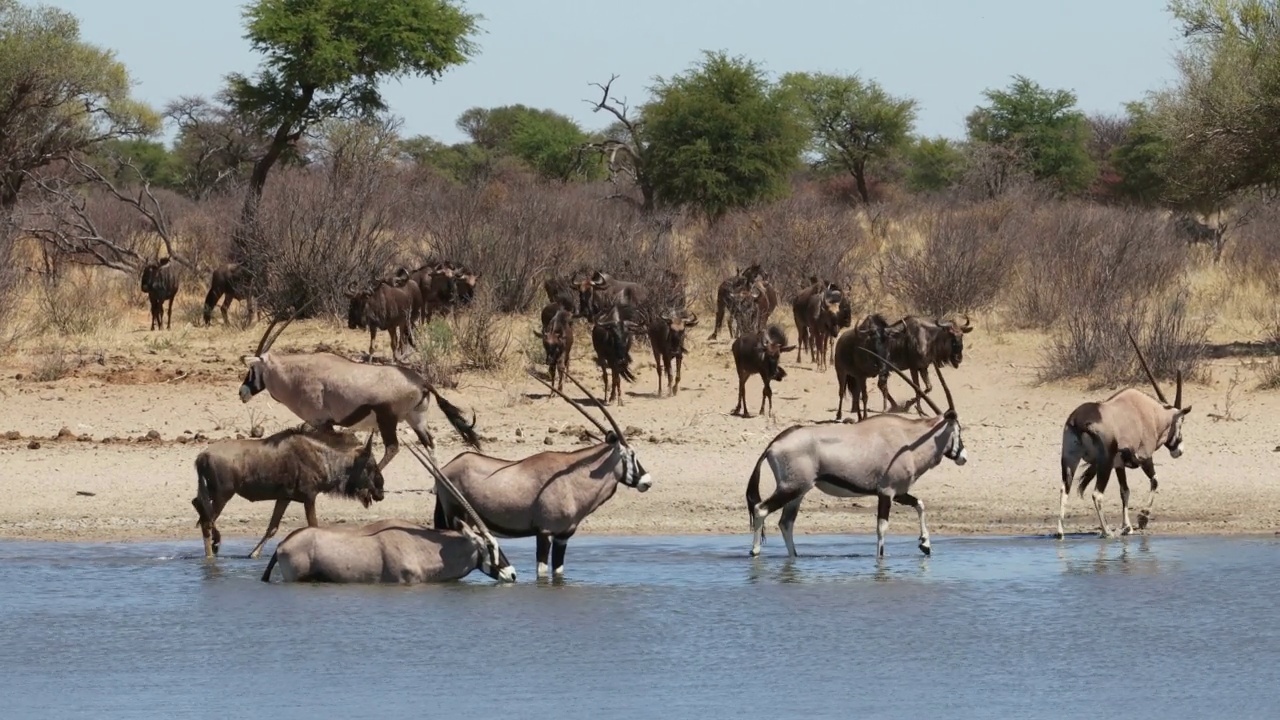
[
  {"x1": 904, "y1": 136, "x2": 966, "y2": 193},
  {"x1": 641, "y1": 51, "x2": 806, "y2": 220},
  {"x1": 226, "y1": 0, "x2": 479, "y2": 254},
  {"x1": 0, "y1": 0, "x2": 157, "y2": 213},
  {"x1": 455, "y1": 104, "x2": 599, "y2": 180},
  {"x1": 966, "y1": 75, "x2": 1095, "y2": 194},
  {"x1": 1138, "y1": 0, "x2": 1280, "y2": 261},
  {"x1": 781, "y1": 72, "x2": 917, "y2": 203}
]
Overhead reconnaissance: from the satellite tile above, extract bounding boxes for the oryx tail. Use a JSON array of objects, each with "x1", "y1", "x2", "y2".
[
  {"x1": 745, "y1": 445, "x2": 772, "y2": 539},
  {"x1": 424, "y1": 383, "x2": 480, "y2": 449}
]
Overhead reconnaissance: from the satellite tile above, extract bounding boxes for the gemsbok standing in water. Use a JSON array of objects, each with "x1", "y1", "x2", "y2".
[
  {"x1": 260, "y1": 443, "x2": 516, "y2": 585},
  {"x1": 238, "y1": 313, "x2": 480, "y2": 470},
  {"x1": 746, "y1": 355, "x2": 966, "y2": 558},
  {"x1": 432, "y1": 369, "x2": 652, "y2": 579},
  {"x1": 1057, "y1": 329, "x2": 1192, "y2": 538}
]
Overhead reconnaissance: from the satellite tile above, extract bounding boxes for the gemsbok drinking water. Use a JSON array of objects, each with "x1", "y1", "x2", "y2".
[
  {"x1": 260, "y1": 442, "x2": 516, "y2": 584},
  {"x1": 1057, "y1": 329, "x2": 1193, "y2": 538},
  {"x1": 746, "y1": 355, "x2": 967, "y2": 558}
]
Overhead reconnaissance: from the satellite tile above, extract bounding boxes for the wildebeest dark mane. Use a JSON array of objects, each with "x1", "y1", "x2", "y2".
[{"x1": 260, "y1": 424, "x2": 363, "y2": 452}]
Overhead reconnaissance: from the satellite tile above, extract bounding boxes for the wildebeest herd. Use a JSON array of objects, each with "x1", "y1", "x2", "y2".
[{"x1": 142, "y1": 258, "x2": 1194, "y2": 586}]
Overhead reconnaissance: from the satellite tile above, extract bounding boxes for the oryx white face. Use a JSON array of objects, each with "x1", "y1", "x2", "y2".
[
  {"x1": 239, "y1": 356, "x2": 266, "y2": 403},
  {"x1": 1166, "y1": 407, "x2": 1193, "y2": 459},
  {"x1": 460, "y1": 523, "x2": 516, "y2": 583},
  {"x1": 614, "y1": 439, "x2": 652, "y2": 492},
  {"x1": 942, "y1": 413, "x2": 967, "y2": 466}
]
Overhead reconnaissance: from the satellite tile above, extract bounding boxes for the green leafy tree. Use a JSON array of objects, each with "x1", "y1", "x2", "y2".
[
  {"x1": 227, "y1": 0, "x2": 480, "y2": 249},
  {"x1": 454, "y1": 104, "x2": 600, "y2": 180},
  {"x1": 966, "y1": 75, "x2": 1095, "y2": 193},
  {"x1": 400, "y1": 134, "x2": 496, "y2": 185},
  {"x1": 0, "y1": 0, "x2": 158, "y2": 211},
  {"x1": 89, "y1": 138, "x2": 182, "y2": 189},
  {"x1": 781, "y1": 72, "x2": 917, "y2": 203},
  {"x1": 904, "y1": 136, "x2": 966, "y2": 193},
  {"x1": 1109, "y1": 101, "x2": 1171, "y2": 206},
  {"x1": 641, "y1": 51, "x2": 806, "y2": 220},
  {"x1": 1149, "y1": 1, "x2": 1280, "y2": 210}
]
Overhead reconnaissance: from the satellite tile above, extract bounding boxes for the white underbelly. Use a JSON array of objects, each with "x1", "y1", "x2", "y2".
[{"x1": 815, "y1": 480, "x2": 866, "y2": 498}]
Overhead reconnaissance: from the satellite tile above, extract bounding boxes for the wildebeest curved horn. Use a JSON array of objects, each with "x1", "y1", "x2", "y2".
[
  {"x1": 961, "y1": 313, "x2": 972, "y2": 331},
  {"x1": 560, "y1": 369, "x2": 626, "y2": 441},
  {"x1": 1125, "y1": 327, "x2": 1168, "y2": 405},
  {"x1": 525, "y1": 367, "x2": 609, "y2": 438},
  {"x1": 858, "y1": 347, "x2": 944, "y2": 416},
  {"x1": 405, "y1": 442, "x2": 493, "y2": 537}
]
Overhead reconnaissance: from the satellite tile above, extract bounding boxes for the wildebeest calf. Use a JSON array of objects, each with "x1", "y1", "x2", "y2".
[
  {"x1": 192, "y1": 427, "x2": 385, "y2": 560},
  {"x1": 536, "y1": 305, "x2": 575, "y2": 392},
  {"x1": 140, "y1": 257, "x2": 180, "y2": 331},
  {"x1": 648, "y1": 308, "x2": 698, "y2": 397},
  {"x1": 731, "y1": 324, "x2": 796, "y2": 418}
]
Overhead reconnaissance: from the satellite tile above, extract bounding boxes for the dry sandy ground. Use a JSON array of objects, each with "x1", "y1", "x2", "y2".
[{"x1": 2, "y1": 308, "x2": 1279, "y2": 547}]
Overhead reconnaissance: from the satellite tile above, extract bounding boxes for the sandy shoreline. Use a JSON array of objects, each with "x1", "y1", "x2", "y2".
[{"x1": 2, "y1": 320, "x2": 1279, "y2": 544}]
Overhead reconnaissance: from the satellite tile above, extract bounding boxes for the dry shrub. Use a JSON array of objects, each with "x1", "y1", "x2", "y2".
[
  {"x1": 881, "y1": 201, "x2": 1016, "y2": 316},
  {"x1": 1225, "y1": 202, "x2": 1280, "y2": 342},
  {"x1": 1008, "y1": 203, "x2": 1188, "y2": 329},
  {"x1": 693, "y1": 188, "x2": 875, "y2": 307},
  {"x1": 0, "y1": 223, "x2": 22, "y2": 346},
  {"x1": 173, "y1": 191, "x2": 239, "y2": 282},
  {"x1": 450, "y1": 286, "x2": 511, "y2": 371},
  {"x1": 37, "y1": 272, "x2": 121, "y2": 336},
  {"x1": 245, "y1": 119, "x2": 404, "y2": 318},
  {"x1": 408, "y1": 319, "x2": 458, "y2": 389}
]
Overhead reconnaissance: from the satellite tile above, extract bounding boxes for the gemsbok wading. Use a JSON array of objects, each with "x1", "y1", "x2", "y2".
[
  {"x1": 192, "y1": 427, "x2": 385, "y2": 559},
  {"x1": 260, "y1": 442, "x2": 516, "y2": 584},
  {"x1": 432, "y1": 369, "x2": 652, "y2": 579},
  {"x1": 1057, "y1": 329, "x2": 1193, "y2": 539},
  {"x1": 746, "y1": 356, "x2": 967, "y2": 558},
  {"x1": 238, "y1": 314, "x2": 481, "y2": 470}
]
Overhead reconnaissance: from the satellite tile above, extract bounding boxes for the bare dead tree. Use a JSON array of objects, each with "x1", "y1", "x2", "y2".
[
  {"x1": 165, "y1": 95, "x2": 272, "y2": 201},
  {"x1": 580, "y1": 75, "x2": 656, "y2": 210},
  {"x1": 20, "y1": 155, "x2": 185, "y2": 273}
]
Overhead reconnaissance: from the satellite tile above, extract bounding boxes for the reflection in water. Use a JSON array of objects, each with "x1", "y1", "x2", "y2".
[
  {"x1": 0, "y1": 534, "x2": 1276, "y2": 720},
  {"x1": 1058, "y1": 535, "x2": 1161, "y2": 576}
]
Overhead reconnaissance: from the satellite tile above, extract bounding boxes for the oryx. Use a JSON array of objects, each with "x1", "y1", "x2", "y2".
[
  {"x1": 746, "y1": 355, "x2": 966, "y2": 558},
  {"x1": 260, "y1": 443, "x2": 516, "y2": 584},
  {"x1": 1057, "y1": 329, "x2": 1193, "y2": 538},
  {"x1": 432, "y1": 369, "x2": 652, "y2": 578},
  {"x1": 238, "y1": 314, "x2": 481, "y2": 470}
]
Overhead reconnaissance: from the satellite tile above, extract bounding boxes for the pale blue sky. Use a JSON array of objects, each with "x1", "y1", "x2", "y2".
[{"x1": 45, "y1": 0, "x2": 1185, "y2": 145}]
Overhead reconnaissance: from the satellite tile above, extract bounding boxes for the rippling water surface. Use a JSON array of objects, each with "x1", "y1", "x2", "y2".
[{"x1": 1, "y1": 533, "x2": 1277, "y2": 719}]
